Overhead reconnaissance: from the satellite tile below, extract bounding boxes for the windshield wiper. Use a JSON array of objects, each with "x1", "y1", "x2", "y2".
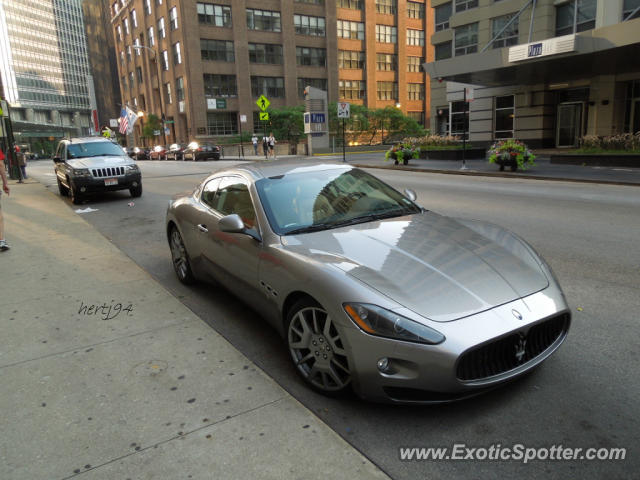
[{"x1": 285, "y1": 223, "x2": 335, "y2": 235}]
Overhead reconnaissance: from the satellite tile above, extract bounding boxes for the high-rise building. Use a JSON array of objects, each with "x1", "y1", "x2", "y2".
[
  {"x1": 110, "y1": 0, "x2": 339, "y2": 145},
  {"x1": 424, "y1": 0, "x2": 640, "y2": 147},
  {"x1": 337, "y1": 0, "x2": 432, "y2": 128},
  {"x1": 0, "y1": 0, "x2": 96, "y2": 150}
]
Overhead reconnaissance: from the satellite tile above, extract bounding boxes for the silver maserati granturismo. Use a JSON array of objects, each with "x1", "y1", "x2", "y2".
[{"x1": 166, "y1": 160, "x2": 570, "y2": 404}]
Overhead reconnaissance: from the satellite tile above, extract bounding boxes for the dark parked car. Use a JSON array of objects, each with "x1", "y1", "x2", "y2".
[
  {"x1": 150, "y1": 145, "x2": 168, "y2": 160},
  {"x1": 167, "y1": 143, "x2": 188, "y2": 161},
  {"x1": 133, "y1": 147, "x2": 150, "y2": 160},
  {"x1": 53, "y1": 137, "x2": 142, "y2": 204},
  {"x1": 183, "y1": 142, "x2": 220, "y2": 161}
]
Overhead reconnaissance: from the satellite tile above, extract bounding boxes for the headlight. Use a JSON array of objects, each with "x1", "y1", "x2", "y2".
[
  {"x1": 72, "y1": 168, "x2": 91, "y2": 177},
  {"x1": 124, "y1": 164, "x2": 140, "y2": 172},
  {"x1": 344, "y1": 303, "x2": 445, "y2": 345}
]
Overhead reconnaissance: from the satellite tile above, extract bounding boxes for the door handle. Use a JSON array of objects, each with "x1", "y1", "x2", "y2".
[{"x1": 197, "y1": 224, "x2": 208, "y2": 233}]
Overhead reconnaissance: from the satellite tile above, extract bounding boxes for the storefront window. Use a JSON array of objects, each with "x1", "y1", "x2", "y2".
[{"x1": 494, "y1": 95, "x2": 515, "y2": 139}]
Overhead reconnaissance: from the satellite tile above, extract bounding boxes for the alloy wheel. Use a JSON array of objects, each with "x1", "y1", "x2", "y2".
[{"x1": 169, "y1": 228, "x2": 194, "y2": 283}]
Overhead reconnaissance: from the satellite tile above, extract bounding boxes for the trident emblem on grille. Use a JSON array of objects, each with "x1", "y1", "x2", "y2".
[{"x1": 514, "y1": 333, "x2": 527, "y2": 363}]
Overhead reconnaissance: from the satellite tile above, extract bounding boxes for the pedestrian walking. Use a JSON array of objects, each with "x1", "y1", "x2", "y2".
[
  {"x1": 0, "y1": 148, "x2": 10, "y2": 251},
  {"x1": 268, "y1": 132, "x2": 276, "y2": 159},
  {"x1": 18, "y1": 148, "x2": 27, "y2": 180},
  {"x1": 251, "y1": 134, "x2": 259, "y2": 156},
  {"x1": 262, "y1": 135, "x2": 269, "y2": 158}
]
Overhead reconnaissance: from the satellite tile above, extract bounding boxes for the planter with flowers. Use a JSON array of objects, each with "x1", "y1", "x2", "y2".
[
  {"x1": 488, "y1": 139, "x2": 536, "y2": 171},
  {"x1": 385, "y1": 143, "x2": 420, "y2": 165}
]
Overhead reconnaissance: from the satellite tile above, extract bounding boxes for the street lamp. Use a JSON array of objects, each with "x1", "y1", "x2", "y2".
[{"x1": 132, "y1": 44, "x2": 167, "y2": 146}]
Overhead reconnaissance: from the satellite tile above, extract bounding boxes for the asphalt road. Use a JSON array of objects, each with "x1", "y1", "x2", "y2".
[{"x1": 28, "y1": 158, "x2": 639, "y2": 480}]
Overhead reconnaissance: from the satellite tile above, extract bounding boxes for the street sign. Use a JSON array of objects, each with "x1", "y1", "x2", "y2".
[
  {"x1": 256, "y1": 95, "x2": 270, "y2": 111},
  {"x1": 259, "y1": 112, "x2": 269, "y2": 121},
  {"x1": 164, "y1": 127, "x2": 170, "y2": 135},
  {"x1": 240, "y1": 114, "x2": 247, "y2": 123},
  {"x1": 153, "y1": 130, "x2": 161, "y2": 136},
  {"x1": 337, "y1": 102, "x2": 350, "y2": 118},
  {"x1": 164, "y1": 119, "x2": 174, "y2": 124},
  {"x1": 311, "y1": 113, "x2": 325, "y2": 123},
  {"x1": 109, "y1": 119, "x2": 118, "y2": 128}
]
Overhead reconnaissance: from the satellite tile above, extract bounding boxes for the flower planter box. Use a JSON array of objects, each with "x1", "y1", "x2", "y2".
[{"x1": 419, "y1": 148, "x2": 486, "y2": 161}]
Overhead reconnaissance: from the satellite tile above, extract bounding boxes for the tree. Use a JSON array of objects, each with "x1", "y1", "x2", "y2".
[
  {"x1": 141, "y1": 113, "x2": 161, "y2": 139},
  {"x1": 269, "y1": 105, "x2": 305, "y2": 150}
]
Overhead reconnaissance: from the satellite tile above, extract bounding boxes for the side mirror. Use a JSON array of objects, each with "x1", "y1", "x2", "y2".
[
  {"x1": 218, "y1": 214, "x2": 245, "y2": 233},
  {"x1": 53, "y1": 156, "x2": 63, "y2": 163},
  {"x1": 404, "y1": 189, "x2": 417, "y2": 202}
]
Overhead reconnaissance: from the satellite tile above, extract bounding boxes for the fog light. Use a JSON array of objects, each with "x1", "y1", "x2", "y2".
[
  {"x1": 132, "y1": 181, "x2": 138, "y2": 187},
  {"x1": 377, "y1": 357, "x2": 390, "y2": 373},
  {"x1": 80, "y1": 187, "x2": 86, "y2": 192}
]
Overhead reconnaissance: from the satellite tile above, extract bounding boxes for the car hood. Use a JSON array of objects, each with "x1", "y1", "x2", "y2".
[
  {"x1": 67, "y1": 156, "x2": 134, "y2": 169},
  {"x1": 281, "y1": 212, "x2": 548, "y2": 322}
]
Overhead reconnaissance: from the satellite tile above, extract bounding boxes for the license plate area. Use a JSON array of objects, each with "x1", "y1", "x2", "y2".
[{"x1": 104, "y1": 178, "x2": 118, "y2": 186}]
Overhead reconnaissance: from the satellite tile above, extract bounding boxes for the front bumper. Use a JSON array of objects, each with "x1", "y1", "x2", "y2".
[
  {"x1": 70, "y1": 172, "x2": 142, "y2": 194},
  {"x1": 340, "y1": 287, "x2": 570, "y2": 404}
]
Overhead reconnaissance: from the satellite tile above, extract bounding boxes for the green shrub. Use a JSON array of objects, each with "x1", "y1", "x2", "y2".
[{"x1": 488, "y1": 139, "x2": 536, "y2": 170}]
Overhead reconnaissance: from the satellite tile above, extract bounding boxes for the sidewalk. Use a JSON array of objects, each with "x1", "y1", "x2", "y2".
[{"x1": 0, "y1": 179, "x2": 389, "y2": 480}]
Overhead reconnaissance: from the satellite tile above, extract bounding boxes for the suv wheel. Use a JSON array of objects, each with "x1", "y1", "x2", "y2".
[
  {"x1": 130, "y1": 184, "x2": 143, "y2": 198},
  {"x1": 69, "y1": 181, "x2": 83, "y2": 204},
  {"x1": 57, "y1": 177, "x2": 69, "y2": 196}
]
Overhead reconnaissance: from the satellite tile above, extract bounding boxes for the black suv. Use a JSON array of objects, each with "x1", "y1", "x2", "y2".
[{"x1": 53, "y1": 137, "x2": 142, "y2": 204}]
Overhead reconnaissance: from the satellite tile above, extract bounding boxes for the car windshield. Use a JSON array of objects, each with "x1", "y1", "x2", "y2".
[
  {"x1": 255, "y1": 167, "x2": 421, "y2": 235},
  {"x1": 67, "y1": 141, "x2": 125, "y2": 159}
]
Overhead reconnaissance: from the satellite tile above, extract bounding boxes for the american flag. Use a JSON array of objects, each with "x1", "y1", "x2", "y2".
[{"x1": 119, "y1": 107, "x2": 129, "y2": 134}]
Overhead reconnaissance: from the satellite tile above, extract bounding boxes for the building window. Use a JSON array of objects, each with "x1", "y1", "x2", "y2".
[
  {"x1": 376, "y1": 53, "x2": 397, "y2": 71},
  {"x1": 338, "y1": 0, "x2": 363, "y2": 8},
  {"x1": 294, "y1": 15, "x2": 326, "y2": 36},
  {"x1": 624, "y1": 0, "x2": 640, "y2": 20},
  {"x1": 136, "y1": 66, "x2": 143, "y2": 84},
  {"x1": 296, "y1": 0, "x2": 324, "y2": 4},
  {"x1": 495, "y1": 95, "x2": 515, "y2": 139},
  {"x1": 169, "y1": 7, "x2": 178, "y2": 30},
  {"x1": 117, "y1": 25, "x2": 122, "y2": 41},
  {"x1": 165, "y1": 82, "x2": 172, "y2": 104},
  {"x1": 556, "y1": 0, "x2": 596, "y2": 36},
  {"x1": 120, "y1": 50, "x2": 125, "y2": 65},
  {"x1": 454, "y1": 23, "x2": 478, "y2": 56},
  {"x1": 455, "y1": 0, "x2": 478, "y2": 12},
  {"x1": 204, "y1": 74, "x2": 238, "y2": 97},
  {"x1": 124, "y1": 18, "x2": 130, "y2": 35},
  {"x1": 246, "y1": 9, "x2": 282, "y2": 32},
  {"x1": 407, "y1": 56, "x2": 422, "y2": 72},
  {"x1": 338, "y1": 50, "x2": 365, "y2": 69},
  {"x1": 296, "y1": 47, "x2": 326, "y2": 67},
  {"x1": 158, "y1": 17, "x2": 165, "y2": 38},
  {"x1": 377, "y1": 81, "x2": 398, "y2": 100},
  {"x1": 197, "y1": 3, "x2": 232, "y2": 27},
  {"x1": 248, "y1": 43, "x2": 283, "y2": 64},
  {"x1": 407, "y1": 111, "x2": 425, "y2": 126},
  {"x1": 162, "y1": 50, "x2": 169, "y2": 70},
  {"x1": 176, "y1": 77, "x2": 184, "y2": 101},
  {"x1": 407, "y1": 83, "x2": 425, "y2": 101},
  {"x1": 121, "y1": 75, "x2": 127, "y2": 90},
  {"x1": 337, "y1": 20, "x2": 364, "y2": 39},
  {"x1": 126, "y1": 45, "x2": 132, "y2": 62},
  {"x1": 407, "y1": 29, "x2": 425, "y2": 46},
  {"x1": 144, "y1": 0, "x2": 151, "y2": 15},
  {"x1": 376, "y1": 0, "x2": 396, "y2": 15},
  {"x1": 172, "y1": 42, "x2": 182, "y2": 65},
  {"x1": 339, "y1": 80, "x2": 366, "y2": 99},
  {"x1": 376, "y1": 25, "x2": 397, "y2": 43},
  {"x1": 450, "y1": 100, "x2": 468, "y2": 139},
  {"x1": 435, "y1": 2, "x2": 452, "y2": 31},
  {"x1": 131, "y1": 10, "x2": 138, "y2": 28},
  {"x1": 435, "y1": 41, "x2": 452, "y2": 60},
  {"x1": 147, "y1": 26, "x2": 155, "y2": 46},
  {"x1": 407, "y1": 2, "x2": 425, "y2": 19},
  {"x1": 492, "y1": 14, "x2": 519, "y2": 49},
  {"x1": 207, "y1": 112, "x2": 238, "y2": 135},
  {"x1": 298, "y1": 78, "x2": 328, "y2": 98},
  {"x1": 201, "y1": 39, "x2": 235, "y2": 62},
  {"x1": 129, "y1": 71, "x2": 134, "y2": 90},
  {"x1": 251, "y1": 76, "x2": 285, "y2": 98}
]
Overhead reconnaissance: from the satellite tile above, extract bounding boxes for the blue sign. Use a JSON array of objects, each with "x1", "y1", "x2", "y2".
[
  {"x1": 528, "y1": 43, "x2": 543, "y2": 58},
  {"x1": 311, "y1": 113, "x2": 325, "y2": 123},
  {"x1": 304, "y1": 113, "x2": 310, "y2": 124}
]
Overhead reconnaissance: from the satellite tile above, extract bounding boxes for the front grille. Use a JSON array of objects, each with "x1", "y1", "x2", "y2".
[
  {"x1": 92, "y1": 167, "x2": 124, "y2": 178},
  {"x1": 456, "y1": 313, "x2": 570, "y2": 381}
]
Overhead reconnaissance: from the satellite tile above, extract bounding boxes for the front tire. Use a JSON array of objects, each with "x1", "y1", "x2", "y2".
[
  {"x1": 286, "y1": 299, "x2": 351, "y2": 395},
  {"x1": 69, "y1": 181, "x2": 82, "y2": 205},
  {"x1": 57, "y1": 177, "x2": 69, "y2": 196},
  {"x1": 130, "y1": 184, "x2": 142, "y2": 198},
  {"x1": 169, "y1": 226, "x2": 195, "y2": 284}
]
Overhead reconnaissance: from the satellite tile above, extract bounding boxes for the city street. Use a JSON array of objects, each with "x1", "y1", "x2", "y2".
[{"x1": 27, "y1": 157, "x2": 639, "y2": 479}]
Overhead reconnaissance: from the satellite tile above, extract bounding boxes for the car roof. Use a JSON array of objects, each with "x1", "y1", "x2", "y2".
[
  {"x1": 61, "y1": 136, "x2": 115, "y2": 144},
  {"x1": 215, "y1": 159, "x2": 353, "y2": 182}
]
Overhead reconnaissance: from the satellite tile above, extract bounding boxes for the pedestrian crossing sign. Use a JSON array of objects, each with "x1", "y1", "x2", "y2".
[{"x1": 259, "y1": 112, "x2": 269, "y2": 121}]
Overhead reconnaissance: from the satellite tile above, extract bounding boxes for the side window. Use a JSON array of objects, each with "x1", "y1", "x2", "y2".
[
  {"x1": 212, "y1": 177, "x2": 257, "y2": 229},
  {"x1": 55, "y1": 143, "x2": 64, "y2": 159},
  {"x1": 201, "y1": 177, "x2": 220, "y2": 208}
]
